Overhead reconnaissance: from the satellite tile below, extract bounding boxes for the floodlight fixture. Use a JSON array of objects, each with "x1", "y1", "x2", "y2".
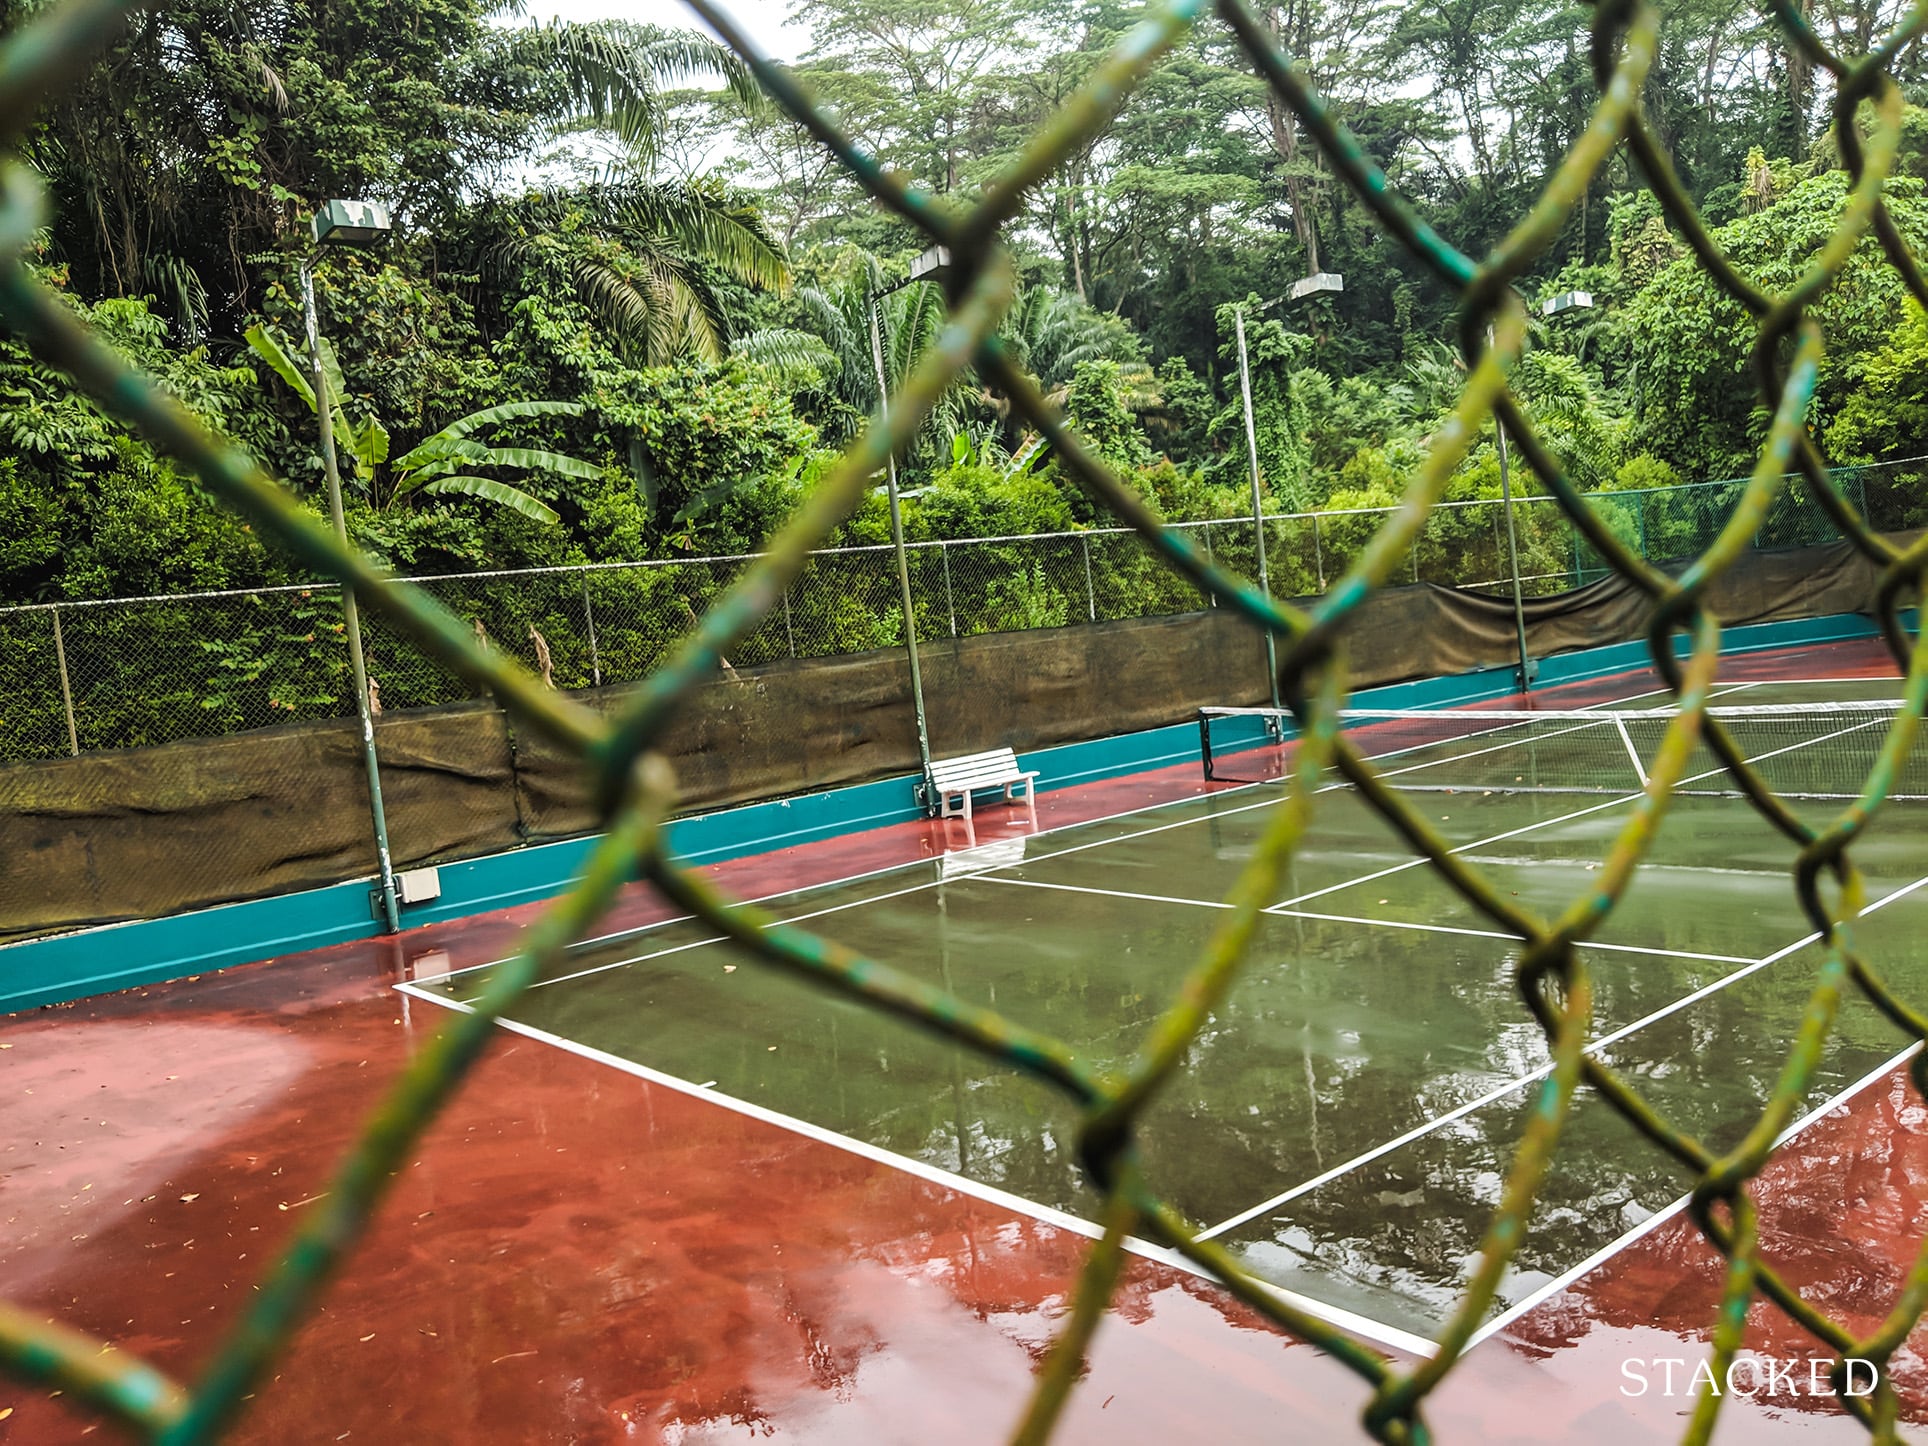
[
  {"x1": 311, "y1": 199, "x2": 393, "y2": 250},
  {"x1": 1287, "y1": 271, "x2": 1344, "y2": 302},
  {"x1": 1542, "y1": 289, "x2": 1593, "y2": 317},
  {"x1": 909, "y1": 244, "x2": 953, "y2": 285}
]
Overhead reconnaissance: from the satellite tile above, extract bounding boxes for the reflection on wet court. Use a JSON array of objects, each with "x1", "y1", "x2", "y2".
[{"x1": 408, "y1": 677, "x2": 1928, "y2": 1349}]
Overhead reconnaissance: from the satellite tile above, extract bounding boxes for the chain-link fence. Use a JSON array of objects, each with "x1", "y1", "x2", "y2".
[
  {"x1": 9, "y1": 0, "x2": 1928, "y2": 1438},
  {"x1": 4, "y1": 460, "x2": 1918, "y2": 765}
]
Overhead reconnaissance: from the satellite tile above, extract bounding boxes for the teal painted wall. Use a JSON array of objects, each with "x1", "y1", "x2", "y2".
[{"x1": 0, "y1": 610, "x2": 1907, "y2": 1014}]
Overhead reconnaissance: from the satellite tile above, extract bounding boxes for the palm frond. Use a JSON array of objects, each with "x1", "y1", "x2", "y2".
[
  {"x1": 597, "y1": 180, "x2": 791, "y2": 296},
  {"x1": 733, "y1": 327, "x2": 840, "y2": 388}
]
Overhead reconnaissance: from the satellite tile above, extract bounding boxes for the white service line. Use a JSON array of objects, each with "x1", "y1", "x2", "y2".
[
  {"x1": 1264, "y1": 908, "x2": 1760, "y2": 966},
  {"x1": 438, "y1": 680, "x2": 1680, "y2": 1000},
  {"x1": 1716, "y1": 676, "x2": 1903, "y2": 687},
  {"x1": 1463, "y1": 1040, "x2": 1926, "y2": 1350},
  {"x1": 463, "y1": 875, "x2": 954, "y2": 1002},
  {"x1": 1275, "y1": 710, "x2": 1902, "y2": 911},
  {"x1": 430, "y1": 778, "x2": 1290, "y2": 987},
  {"x1": 1195, "y1": 868, "x2": 1928, "y2": 1244},
  {"x1": 986, "y1": 877, "x2": 1764, "y2": 967},
  {"x1": 394, "y1": 979, "x2": 1439, "y2": 1362},
  {"x1": 982, "y1": 875, "x2": 1234, "y2": 912}
]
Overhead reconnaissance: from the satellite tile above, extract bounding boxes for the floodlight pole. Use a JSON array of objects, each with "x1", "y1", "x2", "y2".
[
  {"x1": 868, "y1": 281, "x2": 934, "y2": 804},
  {"x1": 1493, "y1": 292, "x2": 1594, "y2": 699},
  {"x1": 1233, "y1": 300, "x2": 1283, "y2": 718},
  {"x1": 302, "y1": 239, "x2": 400, "y2": 934},
  {"x1": 1493, "y1": 388, "x2": 1534, "y2": 698},
  {"x1": 1233, "y1": 274, "x2": 1341, "y2": 724}
]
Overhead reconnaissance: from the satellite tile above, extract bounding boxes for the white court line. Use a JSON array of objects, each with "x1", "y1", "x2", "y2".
[
  {"x1": 984, "y1": 876, "x2": 1234, "y2": 912},
  {"x1": 985, "y1": 876, "x2": 1763, "y2": 967},
  {"x1": 1275, "y1": 712, "x2": 1900, "y2": 911},
  {"x1": 1464, "y1": 1040, "x2": 1926, "y2": 1350},
  {"x1": 394, "y1": 979, "x2": 1439, "y2": 1362},
  {"x1": 1264, "y1": 908, "x2": 1760, "y2": 966},
  {"x1": 458, "y1": 876, "x2": 952, "y2": 1002},
  {"x1": 438, "y1": 681, "x2": 1679, "y2": 1001},
  {"x1": 430, "y1": 770, "x2": 1296, "y2": 987},
  {"x1": 1195, "y1": 868, "x2": 1928, "y2": 1243}
]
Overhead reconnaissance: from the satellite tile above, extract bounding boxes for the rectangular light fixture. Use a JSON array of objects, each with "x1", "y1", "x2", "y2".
[
  {"x1": 312, "y1": 199, "x2": 393, "y2": 249},
  {"x1": 1288, "y1": 271, "x2": 1344, "y2": 301}
]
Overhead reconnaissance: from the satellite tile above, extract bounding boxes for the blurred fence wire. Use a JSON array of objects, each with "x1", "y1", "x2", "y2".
[
  {"x1": 4, "y1": 462, "x2": 1921, "y2": 765},
  {"x1": 5, "y1": 0, "x2": 1928, "y2": 1443}
]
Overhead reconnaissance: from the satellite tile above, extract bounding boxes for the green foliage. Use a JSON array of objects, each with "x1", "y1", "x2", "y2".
[
  {"x1": 1824, "y1": 301, "x2": 1928, "y2": 464},
  {"x1": 1605, "y1": 454, "x2": 1686, "y2": 492},
  {"x1": 1211, "y1": 302, "x2": 1313, "y2": 509},
  {"x1": 1147, "y1": 356, "x2": 1216, "y2": 469},
  {"x1": 1064, "y1": 360, "x2": 1152, "y2": 475},
  {"x1": 901, "y1": 463, "x2": 1078, "y2": 541},
  {"x1": 591, "y1": 361, "x2": 819, "y2": 553},
  {"x1": 1627, "y1": 172, "x2": 1928, "y2": 477}
]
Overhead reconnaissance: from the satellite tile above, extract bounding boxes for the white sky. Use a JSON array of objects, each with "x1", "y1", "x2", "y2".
[{"x1": 513, "y1": 1, "x2": 806, "y2": 61}]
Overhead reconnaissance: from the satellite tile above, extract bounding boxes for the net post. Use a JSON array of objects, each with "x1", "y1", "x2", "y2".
[
  {"x1": 1198, "y1": 708, "x2": 1215, "y2": 781},
  {"x1": 581, "y1": 574, "x2": 603, "y2": 686},
  {"x1": 50, "y1": 605, "x2": 78, "y2": 757}
]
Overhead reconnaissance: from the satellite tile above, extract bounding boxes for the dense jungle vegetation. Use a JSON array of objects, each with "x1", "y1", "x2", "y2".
[{"x1": 5, "y1": 0, "x2": 1928, "y2": 607}]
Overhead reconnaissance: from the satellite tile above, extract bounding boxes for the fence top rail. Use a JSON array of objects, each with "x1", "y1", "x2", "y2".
[{"x1": 2, "y1": 453, "x2": 1914, "y2": 619}]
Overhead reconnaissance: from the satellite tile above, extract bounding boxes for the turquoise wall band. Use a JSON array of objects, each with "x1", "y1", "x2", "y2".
[{"x1": 0, "y1": 608, "x2": 1908, "y2": 1015}]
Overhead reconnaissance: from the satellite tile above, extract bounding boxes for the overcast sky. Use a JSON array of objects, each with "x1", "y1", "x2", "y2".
[{"x1": 515, "y1": 1, "x2": 806, "y2": 60}]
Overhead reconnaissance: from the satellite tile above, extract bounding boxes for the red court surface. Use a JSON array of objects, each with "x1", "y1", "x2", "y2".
[{"x1": 2, "y1": 638, "x2": 1923, "y2": 1443}]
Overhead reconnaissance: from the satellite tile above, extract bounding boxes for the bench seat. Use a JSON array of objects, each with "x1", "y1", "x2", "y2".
[{"x1": 929, "y1": 747, "x2": 1038, "y2": 823}]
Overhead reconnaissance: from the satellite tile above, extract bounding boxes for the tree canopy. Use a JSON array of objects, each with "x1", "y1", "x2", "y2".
[{"x1": 5, "y1": 0, "x2": 1927, "y2": 609}]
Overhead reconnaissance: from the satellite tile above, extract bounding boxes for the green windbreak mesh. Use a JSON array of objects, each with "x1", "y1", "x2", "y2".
[{"x1": 4, "y1": 2, "x2": 1928, "y2": 1442}]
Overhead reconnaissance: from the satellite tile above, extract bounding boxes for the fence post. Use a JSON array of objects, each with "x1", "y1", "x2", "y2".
[
  {"x1": 1203, "y1": 522, "x2": 1217, "y2": 605},
  {"x1": 942, "y1": 542, "x2": 957, "y2": 638},
  {"x1": 1312, "y1": 514, "x2": 1326, "y2": 592},
  {"x1": 782, "y1": 585, "x2": 797, "y2": 657},
  {"x1": 1638, "y1": 496, "x2": 1649, "y2": 563},
  {"x1": 581, "y1": 576, "x2": 602, "y2": 686},
  {"x1": 50, "y1": 607, "x2": 79, "y2": 757},
  {"x1": 1081, "y1": 533, "x2": 1097, "y2": 621}
]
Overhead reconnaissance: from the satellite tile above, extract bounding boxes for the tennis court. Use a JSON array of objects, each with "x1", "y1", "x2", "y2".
[{"x1": 401, "y1": 666, "x2": 1928, "y2": 1360}]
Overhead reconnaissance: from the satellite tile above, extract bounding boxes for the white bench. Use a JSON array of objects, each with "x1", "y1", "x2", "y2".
[{"x1": 929, "y1": 748, "x2": 1039, "y2": 824}]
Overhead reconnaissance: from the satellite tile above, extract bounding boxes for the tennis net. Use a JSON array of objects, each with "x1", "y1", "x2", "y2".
[{"x1": 1198, "y1": 701, "x2": 1926, "y2": 800}]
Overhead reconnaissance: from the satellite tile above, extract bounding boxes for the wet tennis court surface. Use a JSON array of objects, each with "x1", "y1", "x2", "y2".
[
  {"x1": 9, "y1": 639, "x2": 1928, "y2": 1441},
  {"x1": 406, "y1": 667, "x2": 1928, "y2": 1356}
]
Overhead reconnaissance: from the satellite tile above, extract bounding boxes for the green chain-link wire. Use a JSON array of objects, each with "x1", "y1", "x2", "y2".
[{"x1": 4, "y1": 0, "x2": 1928, "y2": 1440}]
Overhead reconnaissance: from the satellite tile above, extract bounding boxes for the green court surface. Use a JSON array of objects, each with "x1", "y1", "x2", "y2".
[{"x1": 406, "y1": 679, "x2": 1928, "y2": 1351}]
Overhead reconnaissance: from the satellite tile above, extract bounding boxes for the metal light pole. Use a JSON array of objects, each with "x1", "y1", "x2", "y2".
[
  {"x1": 1233, "y1": 273, "x2": 1341, "y2": 720},
  {"x1": 868, "y1": 245, "x2": 948, "y2": 806},
  {"x1": 1233, "y1": 300, "x2": 1283, "y2": 717},
  {"x1": 302, "y1": 199, "x2": 401, "y2": 932},
  {"x1": 1492, "y1": 378, "x2": 1534, "y2": 698},
  {"x1": 1495, "y1": 290, "x2": 1595, "y2": 698}
]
